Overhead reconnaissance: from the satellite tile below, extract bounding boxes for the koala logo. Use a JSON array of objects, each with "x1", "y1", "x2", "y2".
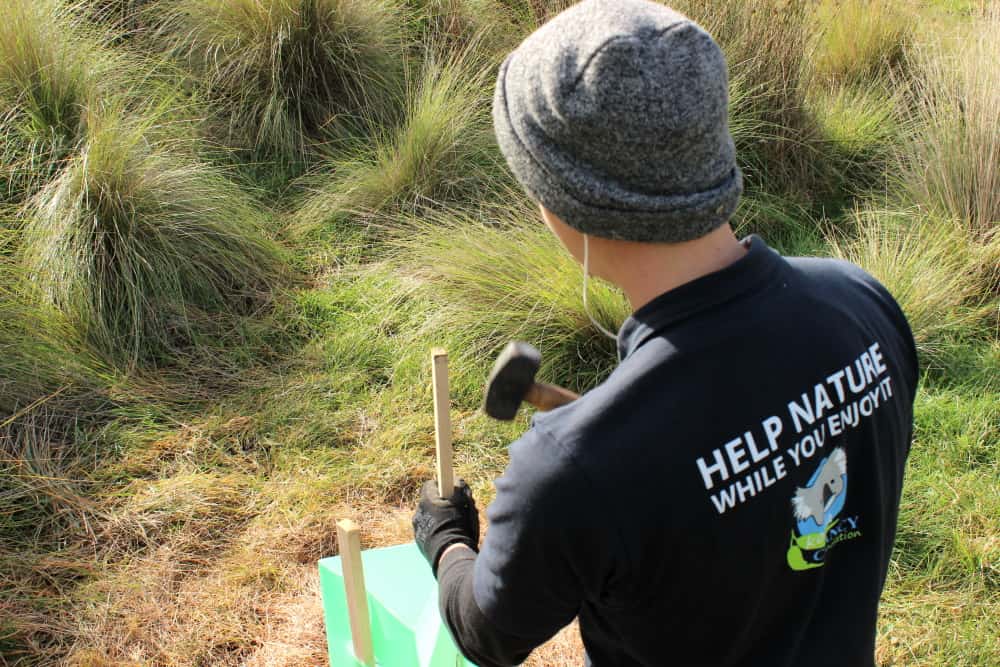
[
  {"x1": 787, "y1": 447, "x2": 855, "y2": 571},
  {"x1": 792, "y1": 447, "x2": 847, "y2": 527}
]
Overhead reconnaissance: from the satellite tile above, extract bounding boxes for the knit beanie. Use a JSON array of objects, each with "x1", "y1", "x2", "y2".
[{"x1": 493, "y1": 0, "x2": 742, "y2": 243}]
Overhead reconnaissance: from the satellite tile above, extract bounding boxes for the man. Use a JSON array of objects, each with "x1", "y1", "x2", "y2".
[{"x1": 412, "y1": 1, "x2": 918, "y2": 665}]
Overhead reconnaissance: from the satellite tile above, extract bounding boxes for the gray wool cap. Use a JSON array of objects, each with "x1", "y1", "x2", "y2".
[{"x1": 493, "y1": 0, "x2": 743, "y2": 243}]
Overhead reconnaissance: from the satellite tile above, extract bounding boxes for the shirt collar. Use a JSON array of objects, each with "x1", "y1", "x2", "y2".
[{"x1": 616, "y1": 235, "x2": 782, "y2": 359}]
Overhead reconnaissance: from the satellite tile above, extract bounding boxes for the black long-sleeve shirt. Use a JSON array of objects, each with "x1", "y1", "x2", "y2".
[{"x1": 439, "y1": 236, "x2": 918, "y2": 666}]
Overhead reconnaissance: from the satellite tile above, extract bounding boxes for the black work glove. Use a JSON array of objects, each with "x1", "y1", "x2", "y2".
[{"x1": 412, "y1": 479, "x2": 480, "y2": 577}]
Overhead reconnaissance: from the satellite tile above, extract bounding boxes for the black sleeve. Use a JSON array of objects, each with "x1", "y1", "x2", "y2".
[
  {"x1": 438, "y1": 548, "x2": 541, "y2": 667},
  {"x1": 438, "y1": 426, "x2": 623, "y2": 664}
]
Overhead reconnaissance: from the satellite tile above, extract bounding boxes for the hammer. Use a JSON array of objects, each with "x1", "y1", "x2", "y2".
[{"x1": 483, "y1": 341, "x2": 579, "y2": 420}]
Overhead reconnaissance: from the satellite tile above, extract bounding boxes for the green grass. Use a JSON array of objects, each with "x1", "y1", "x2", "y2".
[
  {"x1": 878, "y1": 370, "x2": 999, "y2": 665},
  {"x1": 407, "y1": 0, "x2": 515, "y2": 52},
  {"x1": 0, "y1": 1, "x2": 997, "y2": 664},
  {"x1": 387, "y1": 202, "x2": 626, "y2": 400},
  {"x1": 291, "y1": 49, "x2": 504, "y2": 242},
  {"x1": 153, "y1": 0, "x2": 407, "y2": 172},
  {"x1": 494, "y1": 0, "x2": 574, "y2": 27},
  {"x1": 0, "y1": 0, "x2": 103, "y2": 204},
  {"x1": 809, "y1": 0, "x2": 911, "y2": 86},
  {"x1": 0, "y1": 0, "x2": 196, "y2": 207},
  {"x1": 0, "y1": 265, "x2": 108, "y2": 552},
  {"x1": 829, "y1": 208, "x2": 998, "y2": 366},
  {"x1": 21, "y1": 108, "x2": 290, "y2": 369},
  {"x1": 807, "y1": 84, "x2": 902, "y2": 179},
  {"x1": 0, "y1": 290, "x2": 92, "y2": 428},
  {"x1": 75, "y1": 0, "x2": 149, "y2": 37}
]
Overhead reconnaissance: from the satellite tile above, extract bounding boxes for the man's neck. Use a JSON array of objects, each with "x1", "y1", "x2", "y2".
[{"x1": 598, "y1": 225, "x2": 748, "y2": 312}]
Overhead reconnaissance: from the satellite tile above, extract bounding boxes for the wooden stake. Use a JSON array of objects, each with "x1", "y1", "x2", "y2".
[
  {"x1": 431, "y1": 348, "x2": 454, "y2": 498},
  {"x1": 336, "y1": 519, "x2": 375, "y2": 667}
]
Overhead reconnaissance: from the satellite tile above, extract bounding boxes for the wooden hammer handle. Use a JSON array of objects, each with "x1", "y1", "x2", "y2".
[{"x1": 525, "y1": 382, "x2": 579, "y2": 412}]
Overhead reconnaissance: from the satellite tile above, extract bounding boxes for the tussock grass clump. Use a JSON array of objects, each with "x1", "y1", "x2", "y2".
[
  {"x1": 809, "y1": 0, "x2": 911, "y2": 86},
  {"x1": 0, "y1": 274, "x2": 106, "y2": 542},
  {"x1": 0, "y1": 295, "x2": 94, "y2": 426},
  {"x1": 0, "y1": 0, "x2": 105, "y2": 203},
  {"x1": 389, "y1": 200, "x2": 628, "y2": 405},
  {"x1": 898, "y1": 14, "x2": 999, "y2": 234},
  {"x1": 293, "y1": 52, "x2": 504, "y2": 239},
  {"x1": 808, "y1": 86, "x2": 900, "y2": 157},
  {"x1": 155, "y1": 0, "x2": 406, "y2": 169},
  {"x1": 806, "y1": 84, "x2": 903, "y2": 184},
  {"x1": 408, "y1": 0, "x2": 512, "y2": 51},
  {"x1": 0, "y1": 0, "x2": 176, "y2": 205},
  {"x1": 22, "y1": 112, "x2": 288, "y2": 368},
  {"x1": 670, "y1": 0, "x2": 833, "y2": 197},
  {"x1": 495, "y1": 0, "x2": 573, "y2": 28},
  {"x1": 76, "y1": 0, "x2": 152, "y2": 37},
  {"x1": 829, "y1": 208, "x2": 999, "y2": 364},
  {"x1": 0, "y1": 206, "x2": 20, "y2": 253},
  {"x1": 0, "y1": 262, "x2": 105, "y2": 432}
]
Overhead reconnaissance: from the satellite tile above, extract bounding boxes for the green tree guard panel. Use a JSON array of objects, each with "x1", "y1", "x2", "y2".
[{"x1": 320, "y1": 542, "x2": 478, "y2": 666}]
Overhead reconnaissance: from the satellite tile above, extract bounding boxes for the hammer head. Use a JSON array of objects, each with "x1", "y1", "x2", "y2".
[{"x1": 483, "y1": 341, "x2": 541, "y2": 420}]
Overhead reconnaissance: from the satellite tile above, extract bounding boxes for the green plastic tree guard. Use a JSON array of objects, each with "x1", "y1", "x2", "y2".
[{"x1": 320, "y1": 542, "x2": 478, "y2": 666}]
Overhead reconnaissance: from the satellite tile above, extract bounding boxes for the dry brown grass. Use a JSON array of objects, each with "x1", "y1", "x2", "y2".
[
  {"x1": 241, "y1": 571, "x2": 328, "y2": 667},
  {"x1": 46, "y1": 454, "x2": 421, "y2": 666},
  {"x1": 899, "y1": 9, "x2": 1000, "y2": 235},
  {"x1": 12, "y1": 402, "x2": 587, "y2": 667},
  {"x1": 876, "y1": 581, "x2": 1000, "y2": 665}
]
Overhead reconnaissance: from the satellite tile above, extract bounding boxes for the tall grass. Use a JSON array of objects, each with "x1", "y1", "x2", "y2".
[
  {"x1": 898, "y1": 12, "x2": 999, "y2": 235},
  {"x1": 389, "y1": 199, "x2": 628, "y2": 405},
  {"x1": 496, "y1": 0, "x2": 574, "y2": 28},
  {"x1": 0, "y1": 0, "x2": 184, "y2": 206},
  {"x1": 154, "y1": 0, "x2": 406, "y2": 170},
  {"x1": 2, "y1": 2, "x2": 998, "y2": 664},
  {"x1": 829, "y1": 208, "x2": 999, "y2": 365},
  {"x1": 0, "y1": 285, "x2": 98, "y2": 429},
  {"x1": 292, "y1": 50, "x2": 504, "y2": 239},
  {"x1": 808, "y1": 0, "x2": 911, "y2": 86},
  {"x1": 21, "y1": 110, "x2": 289, "y2": 368},
  {"x1": 0, "y1": 269, "x2": 107, "y2": 543},
  {"x1": 75, "y1": 0, "x2": 151, "y2": 37},
  {"x1": 0, "y1": 0, "x2": 104, "y2": 204},
  {"x1": 806, "y1": 83, "x2": 904, "y2": 187},
  {"x1": 668, "y1": 0, "x2": 832, "y2": 197},
  {"x1": 407, "y1": 0, "x2": 512, "y2": 52}
]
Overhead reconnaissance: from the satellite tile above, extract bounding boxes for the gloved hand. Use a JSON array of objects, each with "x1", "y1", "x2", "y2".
[{"x1": 412, "y1": 479, "x2": 480, "y2": 577}]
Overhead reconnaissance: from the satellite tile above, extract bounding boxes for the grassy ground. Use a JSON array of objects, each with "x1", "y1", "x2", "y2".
[{"x1": 1, "y1": 1, "x2": 996, "y2": 665}]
